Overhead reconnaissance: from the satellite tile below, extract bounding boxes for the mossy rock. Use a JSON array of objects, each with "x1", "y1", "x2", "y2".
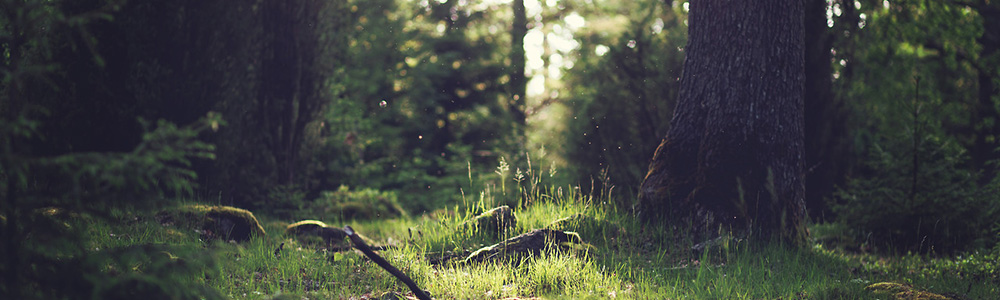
[
  {"x1": 285, "y1": 220, "x2": 349, "y2": 248},
  {"x1": 463, "y1": 229, "x2": 583, "y2": 264},
  {"x1": 459, "y1": 205, "x2": 517, "y2": 239},
  {"x1": 865, "y1": 282, "x2": 954, "y2": 300},
  {"x1": 285, "y1": 220, "x2": 329, "y2": 234},
  {"x1": 545, "y1": 213, "x2": 622, "y2": 241},
  {"x1": 158, "y1": 204, "x2": 265, "y2": 242}
]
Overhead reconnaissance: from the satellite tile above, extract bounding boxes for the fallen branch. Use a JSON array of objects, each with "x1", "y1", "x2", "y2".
[
  {"x1": 326, "y1": 244, "x2": 394, "y2": 253},
  {"x1": 344, "y1": 226, "x2": 431, "y2": 300}
]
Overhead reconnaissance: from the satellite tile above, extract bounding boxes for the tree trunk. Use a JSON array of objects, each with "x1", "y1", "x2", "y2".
[
  {"x1": 510, "y1": 0, "x2": 528, "y2": 141},
  {"x1": 972, "y1": 6, "x2": 1000, "y2": 184},
  {"x1": 259, "y1": 0, "x2": 324, "y2": 186},
  {"x1": 803, "y1": 0, "x2": 849, "y2": 220},
  {"x1": 637, "y1": 0, "x2": 807, "y2": 244}
]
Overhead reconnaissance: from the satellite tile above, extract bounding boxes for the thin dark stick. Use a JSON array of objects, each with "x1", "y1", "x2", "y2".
[
  {"x1": 910, "y1": 76, "x2": 921, "y2": 203},
  {"x1": 344, "y1": 226, "x2": 431, "y2": 300},
  {"x1": 327, "y1": 245, "x2": 394, "y2": 253}
]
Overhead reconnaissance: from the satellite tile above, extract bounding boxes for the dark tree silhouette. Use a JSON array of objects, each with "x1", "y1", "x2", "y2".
[
  {"x1": 803, "y1": 0, "x2": 849, "y2": 219},
  {"x1": 258, "y1": 0, "x2": 328, "y2": 186},
  {"x1": 637, "y1": 0, "x2": 807, "y2": 244},
  {"x1": 510, "y1": 0, "x2": 528, "y2": 130}
]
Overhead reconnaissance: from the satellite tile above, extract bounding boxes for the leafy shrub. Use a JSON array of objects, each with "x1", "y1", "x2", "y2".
[
  {"x1": 832, "y1": 133, "x2": 999, "y2": 254},
  {"x1": 307, "y1": 185, "x2": 408, "y2": 220}
]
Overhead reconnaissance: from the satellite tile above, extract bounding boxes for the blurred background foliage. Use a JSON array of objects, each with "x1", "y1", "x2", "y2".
[{"x1": 2, "y1": 0, "x2": 1000, "y2": 296}]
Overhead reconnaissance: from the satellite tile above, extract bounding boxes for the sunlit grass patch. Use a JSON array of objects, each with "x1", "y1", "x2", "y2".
[{"x1": 75, "y1": 179, "x2": 997, "y2": 300}]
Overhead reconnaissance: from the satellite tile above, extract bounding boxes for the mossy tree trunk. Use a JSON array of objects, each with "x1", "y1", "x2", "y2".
[{"x1": 637, "y1": 0, "x2": 807, "y2": 244}]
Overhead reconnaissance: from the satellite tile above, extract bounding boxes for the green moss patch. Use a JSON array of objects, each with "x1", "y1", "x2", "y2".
[
  {"x1": 865, "y1": 282, "x2": 955, "y2": 300},
  {"x1": 157, "y1": 204, "x2": 265, "y2": 242},
  {"x1": 284, "y1": 220, "x2": 349, "y2": 248}
]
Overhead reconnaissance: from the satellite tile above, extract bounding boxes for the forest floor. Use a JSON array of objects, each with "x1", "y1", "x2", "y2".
[{"x1": 85, "y1": 192, "x2": 998, "y2": 300}]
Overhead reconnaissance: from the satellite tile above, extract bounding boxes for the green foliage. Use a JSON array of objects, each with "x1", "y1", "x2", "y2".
[
  {"x1": 2, "y1": 0, "x2": 997, "y2": 297},
  {"x1": 314, "y1": 0, "x2": 520, "y2": 213},
  {"x1": 0, "y1": 1, "x2": 226, "y2": 298},
  {"x1": 559, "y1": 0, "x2": 686, "y2": 196},
  {"x1": 827, "y1": 0, "x2": 1000, "y2": 254},
  {"x1": 833, "y1": 120, "x2": 999, "y2": 253},
  {"x1": 305, "y1": 185, "x2": 408, "y2": 221},
  {"x1": 40, "y1": 117, "x2": 218, "y2": 200},
  {"x1": 0, "y1": 114, "x2": 225, "y2": 299},
  {"x1": 66, "y1": 183, "x2": 998, "y2": 299}
]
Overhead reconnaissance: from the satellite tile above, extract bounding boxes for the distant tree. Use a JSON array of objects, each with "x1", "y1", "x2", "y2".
[
  {"x1": 562, "y1": 0, "x2": 685, "y2": 200},
  {"x1": 510, "y1": 0, "x2": 528, "y2": 134},
  {"x1": 958, "y1": 1, "x2": 1000, "y2": 182},
  {"x1": 802, "y1": 0, "x2": 850, "y2": 220},
  {"x1": 637, "y1": 0, "x2": 808, "y2": 244},
  {"x1": 257, "y1": 0, "x2": 334, "y2": 186},
  {"x1": 319, "y1": 0, "x2": 516, "y2": 212}
]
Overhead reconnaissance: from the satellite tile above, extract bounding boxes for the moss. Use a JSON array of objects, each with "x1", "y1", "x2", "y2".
[
  {"x1": 158, "y1": 204, "x2": 265, "y2": 242},
  {"x1": 866, "y1": 282, "x2": 909, "y2": 293},
  {"x1": 459, "y1": 205, "x2": 517, "y2": 239},
  {"x1": 203, "y1": 205, "x2": 266, "y2": 241},
  {"x1": 865, "y1": 282, "x2": 954, "y2": 300},
  {"x1": 285, "y1": 220, "x2": 329, "y2": 235},
  {"x1": 285, "y1": 220, "x2": 349, "y2": 248}
]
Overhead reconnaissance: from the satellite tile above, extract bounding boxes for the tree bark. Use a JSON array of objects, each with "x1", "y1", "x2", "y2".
[
  {"x1": 637, "y1": 0, "x2": 807, "y2": 244},
  {"x1": 510, "y1": 0, "x2": 528, "y2": 141}
]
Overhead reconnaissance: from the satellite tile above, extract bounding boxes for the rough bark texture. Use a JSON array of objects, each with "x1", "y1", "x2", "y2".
[{"x1": 638, "y1": 0, "x2": 807, "y2": 244}]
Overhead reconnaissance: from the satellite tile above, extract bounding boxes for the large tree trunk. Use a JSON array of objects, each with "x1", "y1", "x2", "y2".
[{"x1": 637, "y1": 0, "x2": 807, "y2": 244}]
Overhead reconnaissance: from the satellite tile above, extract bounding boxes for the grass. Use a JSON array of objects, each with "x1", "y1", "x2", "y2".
[
  {"x1": 72, "y1": 160, "x2": 997, "y2": 299},
  {"x1": 77, "y1": 193, "x2": 999, "y2": 299}
]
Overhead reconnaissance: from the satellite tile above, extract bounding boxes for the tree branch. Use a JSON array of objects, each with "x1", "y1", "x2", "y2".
[{"x1": 344, "y1": 226, "x2": 431, "y2": 300}]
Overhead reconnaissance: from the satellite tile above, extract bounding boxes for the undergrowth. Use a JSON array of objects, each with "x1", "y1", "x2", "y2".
[
  {"x1": 76, "y1": 157, "x2": 997, "y2": 299},
  {"x1": 78, "y1": 198, "x2": 999, "y2": 299}
]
